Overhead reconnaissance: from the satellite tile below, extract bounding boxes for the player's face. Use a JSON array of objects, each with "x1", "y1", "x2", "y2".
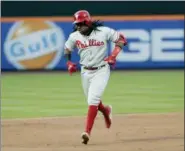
[{"x1": 75, "y1": 22, "x2": 89, "y2": 35}]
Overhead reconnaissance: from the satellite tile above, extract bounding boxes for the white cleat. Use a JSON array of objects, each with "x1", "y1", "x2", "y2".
[
  {"x1": 104, "y1": 105, "x2": 112, "y2": 128},
  {"x1": 81, "y1": 132, "x2": 90, "y2": 145},
  {"x1": 109, "y1": 105, "x2": 112, "y2": 121}
]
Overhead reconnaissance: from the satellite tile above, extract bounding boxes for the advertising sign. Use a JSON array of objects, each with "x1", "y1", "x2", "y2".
[{"x1": 1, "y1": 15, "x2": 184, "y2": 70}]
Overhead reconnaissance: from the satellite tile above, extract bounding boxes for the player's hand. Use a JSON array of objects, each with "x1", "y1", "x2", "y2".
[
  {"x1": 104, "y1": 55, "x2": 116, "y2": 69},
  {"x1": 66, "y1": 61, "x2": 77, "y2": 75}
]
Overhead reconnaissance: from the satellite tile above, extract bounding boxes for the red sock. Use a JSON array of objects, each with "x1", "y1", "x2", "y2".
[
  {"x1": 85, "y1": 105, "x2": 98, "y2": 135},
  {"x1": 98, "y1": 101, "x2": 107, "y2": 115}
]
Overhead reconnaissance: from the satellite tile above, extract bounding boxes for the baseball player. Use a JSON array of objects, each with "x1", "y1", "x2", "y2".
[{"x1": 64, "y1": 10, "x2": 127, "y2": 145}]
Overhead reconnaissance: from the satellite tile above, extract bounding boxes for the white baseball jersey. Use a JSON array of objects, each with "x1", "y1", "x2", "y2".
[{"x1": 65, "y1": 26, "x2": 120, "y2": 67}]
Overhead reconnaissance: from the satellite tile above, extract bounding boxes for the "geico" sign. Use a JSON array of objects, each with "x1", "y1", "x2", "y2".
[{"x1": 112, "y1": 29, "x2": 184, "y2": 62}]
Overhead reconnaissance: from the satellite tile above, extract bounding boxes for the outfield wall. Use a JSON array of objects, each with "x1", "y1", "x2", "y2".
[
  {"x1": 2, "y1": 1, "x2": 184, "y2": 16},
  {"x1": 1, "y1": 15, "x2": 184, "y2": 71}
]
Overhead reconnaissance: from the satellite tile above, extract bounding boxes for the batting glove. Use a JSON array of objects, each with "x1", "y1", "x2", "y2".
[
  {"x1": 66, "y1": 61, "x2": 77, "y2": 75},
  {"x1": 104, "y1": 55, "x2": 116, "y2": 69}
]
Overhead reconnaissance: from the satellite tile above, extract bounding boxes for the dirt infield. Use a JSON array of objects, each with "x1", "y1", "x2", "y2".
[{"x1": 2, "y1": 113, "x2": 184, "y2": 151}]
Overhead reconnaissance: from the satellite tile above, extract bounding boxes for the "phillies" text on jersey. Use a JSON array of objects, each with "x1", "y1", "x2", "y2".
[{"x1": 76, "y1": 39, "x2": 104, "y2": 49}]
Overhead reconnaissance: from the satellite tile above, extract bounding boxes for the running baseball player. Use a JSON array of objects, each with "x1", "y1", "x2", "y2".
[{"x1": 64, "y1": 10, "x2": 127, "y2": 145}]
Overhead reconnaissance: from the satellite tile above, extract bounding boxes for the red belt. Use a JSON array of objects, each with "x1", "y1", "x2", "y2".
[{"x1": 84, "y1": 65, "x2": 106, "y2": 70}]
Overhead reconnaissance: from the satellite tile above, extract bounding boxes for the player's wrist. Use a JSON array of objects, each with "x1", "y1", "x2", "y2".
[
  {"x1": 67, "y1": 60, "x2": 72, "y2": 64},
  {"x1": 67, "y1": 61, "x2": 74, "y2": 67},
  {"x1": 65, "y1": 53, "x2": 72, "y2": 61},
  {"x1": 111, "y1": 46, "x2": 121, "y2": 58}
]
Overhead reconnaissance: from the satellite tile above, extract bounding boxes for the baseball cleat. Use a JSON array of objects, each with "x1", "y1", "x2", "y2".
[
  {"x1": 81, "y1": 132, "x2": 89, "y2": 145},
  {"x1": 104, "y1": 105, "x2": 112, "y2": 128}
]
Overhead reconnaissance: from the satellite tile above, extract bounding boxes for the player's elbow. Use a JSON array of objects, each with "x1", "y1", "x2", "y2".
[
  {"x1": 64, "y1": 48, "x2": 72, "y2": 55},
  {"x1": 115, "y1": 34, "x2": 127, "y2": 48}
]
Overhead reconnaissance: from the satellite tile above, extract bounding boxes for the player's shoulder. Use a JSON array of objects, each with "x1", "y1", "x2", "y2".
[
  {"x1": 68, "y1": 31, "x2": 79, "y2": 39},
  {"x1": 69, "y1": 31, "x2": 78, "y2": 37},
  {"x1": 97, "y1": 26, "x2": 112, "y2": 32}
]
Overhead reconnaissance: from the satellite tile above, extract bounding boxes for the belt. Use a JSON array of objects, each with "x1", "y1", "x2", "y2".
[{"x1": 84, "y1": 64, "x2": 106, "y2": 70}]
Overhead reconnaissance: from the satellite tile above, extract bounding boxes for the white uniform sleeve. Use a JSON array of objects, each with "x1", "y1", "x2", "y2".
[
  {"x1": 106, "y1": 27, "x2": 120, "y2": 43},
  {"x1": 64, "y1": 34, "x2": 76, "y2": 51}
]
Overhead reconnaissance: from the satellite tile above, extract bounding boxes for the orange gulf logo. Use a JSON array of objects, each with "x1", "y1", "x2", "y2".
[{"x1": 4, "y1": 21, "x2": 65, "y2": 69}]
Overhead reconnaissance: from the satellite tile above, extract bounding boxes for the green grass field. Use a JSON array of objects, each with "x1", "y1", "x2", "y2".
[{"x1": 1, "y1": 70, "x2": 184, "y2": 119}]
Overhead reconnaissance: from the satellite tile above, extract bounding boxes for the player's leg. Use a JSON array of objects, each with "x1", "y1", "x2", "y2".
[
  {"x1": 85, "y1": 65, "x2": 111, "y2": 135},
  {"x1": 91, "y1": 65, "x2": 112, "y2": 128},
  {"x1": 98, "y1": 101, "x2": 112, "y2": 128},
  {"x1": 80, "y1": 69, "x2": 92, "y2": 144},
  {"x1": 81, "y1": 71, "x2": 98, "y2": 136}
]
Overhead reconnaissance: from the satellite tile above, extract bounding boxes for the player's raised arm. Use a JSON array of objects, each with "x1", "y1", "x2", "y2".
[
  {"x1": 64, "y1": 35, "x2": 77, "y2": 75},
  {"x1": 104, "y1": 28, "x2": 127, "y2": 67}
]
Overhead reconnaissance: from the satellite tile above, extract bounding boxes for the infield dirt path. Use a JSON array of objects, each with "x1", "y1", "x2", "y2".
[{"x1": 2, "y1": 113, "x2": 184, "y2": 151}]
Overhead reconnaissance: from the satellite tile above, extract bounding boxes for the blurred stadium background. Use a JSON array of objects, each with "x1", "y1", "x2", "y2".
[
  {"x1": 1, "y1": 1, "x2": 184, "y2": 119},
  {"x1": 1, "y1": 1, "x2": 184, "y2": 151}
]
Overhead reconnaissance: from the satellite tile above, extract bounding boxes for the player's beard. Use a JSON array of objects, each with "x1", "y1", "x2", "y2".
[
  {"x1": 79, "y1": 27, "x2": 93, "y2": 36},
  {"x1": 79, "y1": 26, "x2": 90, "y2": 35}
]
